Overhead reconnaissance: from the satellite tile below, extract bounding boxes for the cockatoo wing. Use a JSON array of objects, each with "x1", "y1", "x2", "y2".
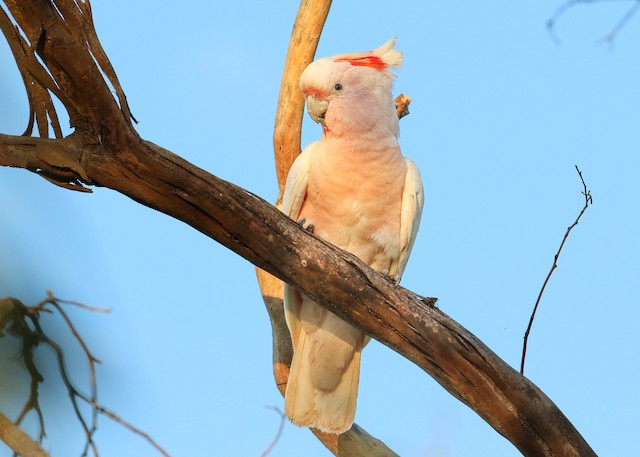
[
  {"x1": 282, "y1": 142, "x2": 363, "y2": 434},
  {"x1": 282, "y1": 142, "x2": 316, "y2": 221},
  {"x1": 396, "y1": 157, "x2": 424, "y2": 279},
  {"x1": 281, "y1": 144, "x2": 315, "y2": 349}
]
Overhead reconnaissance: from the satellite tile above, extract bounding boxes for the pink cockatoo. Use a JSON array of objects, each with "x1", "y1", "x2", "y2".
[{"x1": 281, "y1": 38, "x2": 424, "y2": 434}]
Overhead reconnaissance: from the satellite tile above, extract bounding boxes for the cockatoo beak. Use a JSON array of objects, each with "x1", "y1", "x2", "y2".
[{"x1": 306, "y1": 95, "x2": 329, "y2": 124}]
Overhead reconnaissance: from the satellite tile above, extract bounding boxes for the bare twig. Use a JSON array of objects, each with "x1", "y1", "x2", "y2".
[
  {"x1": 86, "y1": 402, "x2": 171, "y2": 457},
  {"x1": 5, "y1": 299, "x2": 47, "y2": 444},
  {"x1": 39, "y1": 292, "x2": 104, "y2": 456},
  {"x1": 0, "y1": 293, "x2": 170, "y2": 457},
  {"x1": 548, "y1": 0, "x2": 640, "y2": 45},
  {"x1": 260, "y1": 406, "x2": 286, "y2": 457},
  {"x1": 600, "y1": 1, "x2": 640, "y2": 45},
  {"x1": 520, "y1": 166, "x2": 593, "y2": 375}
]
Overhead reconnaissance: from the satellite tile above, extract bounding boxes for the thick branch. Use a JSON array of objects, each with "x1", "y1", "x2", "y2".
[{"x1": 0, "y1": 133, "x2": 91, "y2": 191}]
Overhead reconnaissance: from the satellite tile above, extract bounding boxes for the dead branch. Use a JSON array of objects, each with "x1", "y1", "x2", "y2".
[
  {"x1": 0, "y1": 1, "x2": 596, "y2": 456},
  {"x1": 548, "y1": 0, "x2": 640, "y2": 45},
  {"x1": 0, "y1": 295, "x2": 169, "y2": 457},
  {"x1": 521, "y1": 166, "x2": 593, "y2": 375}
]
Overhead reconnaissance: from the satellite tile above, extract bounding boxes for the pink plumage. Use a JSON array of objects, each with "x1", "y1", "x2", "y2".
[{"x1": 282, "y1": 37, "x2": 424, "y2": 434}]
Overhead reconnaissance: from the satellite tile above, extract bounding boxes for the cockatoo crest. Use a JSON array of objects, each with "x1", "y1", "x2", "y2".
[
  {"x1": 299, "y1": 38, "x2": 403, "y2": 137},
  {"x1": 333, "y1": 37, "x2": 402, "y2": 74}
]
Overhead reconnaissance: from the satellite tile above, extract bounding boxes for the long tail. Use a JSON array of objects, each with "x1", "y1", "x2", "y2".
[{"x1": 284, "y1": 286, "x2": 364, "y2": 434}]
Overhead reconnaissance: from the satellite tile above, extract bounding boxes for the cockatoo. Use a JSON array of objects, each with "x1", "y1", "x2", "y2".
[{"x1": 281, "y1": 38, "x2": 424, "y2": 434}]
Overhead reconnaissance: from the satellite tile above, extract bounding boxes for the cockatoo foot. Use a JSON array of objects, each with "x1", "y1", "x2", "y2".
[
  {"x1": 297, "y1": 217, "x2": 315, "y2": 234},
  {"x1": 383, "y1": 272, "x2": 400, "y2": 285}
]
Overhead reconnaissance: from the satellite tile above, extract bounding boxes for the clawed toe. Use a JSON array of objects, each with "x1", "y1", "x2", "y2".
[
  {"x1": 297, "y1": 218, "x2": 315, "y2": 233},
  {"x1": 383, "y1": 272, "x2": 400, "y2": 285}
]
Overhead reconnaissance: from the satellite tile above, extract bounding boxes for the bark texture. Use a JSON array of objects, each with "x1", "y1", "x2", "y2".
[
  {"x1": 0, "y1": 1, "x2": 595, "y2": 456},
  {"x1": 0, "y1": 412, "x2": 48, "y2": 457}
]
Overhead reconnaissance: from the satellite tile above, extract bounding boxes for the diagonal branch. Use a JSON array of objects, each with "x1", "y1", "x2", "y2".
[
  {"x1": 0, "y1": 412, "x2": 49, "y2": 457},
  {"x1": 0, "y1": 129, "x2": 596, "y2": 456}
]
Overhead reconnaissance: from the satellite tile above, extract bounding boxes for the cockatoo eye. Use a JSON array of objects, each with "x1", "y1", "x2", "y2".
[{"x1": 334, "y1": 83, "x2": 343, "y2": 91}]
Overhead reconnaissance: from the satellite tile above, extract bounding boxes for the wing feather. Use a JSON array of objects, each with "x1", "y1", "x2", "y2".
[
  {"x1": 397, "y1": 157, "x2": 424, "y2": 279},
  {"x1": 281, "y1": 142, "x2": 316, "y2": 220}
]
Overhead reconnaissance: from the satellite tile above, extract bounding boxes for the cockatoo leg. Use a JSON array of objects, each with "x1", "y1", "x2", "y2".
[{"x1": 383, "y1": 272, "x2": 401, "y2": 285}]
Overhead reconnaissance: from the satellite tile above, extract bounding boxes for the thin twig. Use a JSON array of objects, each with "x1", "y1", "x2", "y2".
[
  {"x1": 260, "y1": 406, "x2": 286, "y2": 457},
  {"x1": 42, "y1": 292, "x2": 102, "y2": 456},
  {"x1": 520, "y1": 166, "x2": 593, "y2": 375},
  {"x1": 547, "y1": 0, "x2": 640, "y2": 45},
  {"x1": 38, "y1": 334, "x2": 100, "y2": 457},
  {"x1": 36, "y1": 294, "x2": 170, "y2": 457},
  {"x1": 42, "y1": 293, "x2": 112, "y2": 314},
  {"x1": 1, "y1": 293, "x2": 170, "y2": 457},
  {"x1": 600, "y1": 1, "x2": 640, "y2": 45},
  {"x1": 88, "y1": 403, "x2": 171, "y2": 457},
  {"x1": 9, "y1": 300, "x2": 47, "y2": 444}
]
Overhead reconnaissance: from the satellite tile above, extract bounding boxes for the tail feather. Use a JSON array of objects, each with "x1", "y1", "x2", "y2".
[
  {"x1": 312, "y1": 349, "x2": 361, "y2": 433},
  {"x1": 284, "y1": 289, "x2": 364, "y2": 434},
  {"x1": 285, "y1": 329, "x2": 318, "y2": 426}
]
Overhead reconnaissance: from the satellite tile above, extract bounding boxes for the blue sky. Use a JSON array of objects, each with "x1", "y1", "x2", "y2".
[{"x1": 0, "y1": 1, "x2": 639, "y2": 456}]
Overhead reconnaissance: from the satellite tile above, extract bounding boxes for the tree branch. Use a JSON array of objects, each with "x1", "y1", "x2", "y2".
[
  {"x1": 0, "y1": 129, "x2": 596, "y2": 456},
  {"x1": 0, "y1": 1, "x2": 596, "y2": 456},
  {"x1": 0, "y1": 133, "x2": 92, "y2": 191},
  {"x1": 272, "y1": 0, "x2": 333, "y2": 198},
  {"x1": 0, "y1": 411, "x2": 49, "y2": 457}
]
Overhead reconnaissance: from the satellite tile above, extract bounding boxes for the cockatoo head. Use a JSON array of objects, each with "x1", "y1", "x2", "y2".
[{"x1": 300, "y1": 38, "x2": 403, "y2": 138}]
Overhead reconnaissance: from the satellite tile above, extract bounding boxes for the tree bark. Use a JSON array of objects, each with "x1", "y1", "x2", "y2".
[
  {"x1": 0, "y1": 412, "x2": 49, "y2": 457},
  {"x1": 0, "y1": 1, "x2": 595, "y2": 456}
]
